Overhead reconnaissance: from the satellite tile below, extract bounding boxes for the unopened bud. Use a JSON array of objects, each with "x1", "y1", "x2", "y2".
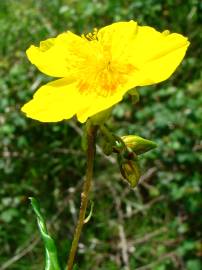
[
  {"x1": 121, "y1": 135, "x2": 157, "y2": 155},
  {"x1": 120, "y1": 160, "x2": 141, "y2": 188}
]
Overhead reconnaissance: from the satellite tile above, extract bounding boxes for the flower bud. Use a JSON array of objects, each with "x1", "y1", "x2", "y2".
[
  {"x1": 120, "y1": 160, "x2": 141, "y2": 188},
  {"x1": 121, "y1": 135, "x2": 157, "y2": 155}
]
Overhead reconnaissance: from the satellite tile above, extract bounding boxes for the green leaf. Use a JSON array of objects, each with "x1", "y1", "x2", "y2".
[
  {"x1": 73, "y1": 264, "x2": 79, "y2": 270},
  {"x1": 30, "y1": 197, "x2": 61, "y2": 270},
  {"x1": 84, "y1": 200, "x2": 94, "y2": 224}
]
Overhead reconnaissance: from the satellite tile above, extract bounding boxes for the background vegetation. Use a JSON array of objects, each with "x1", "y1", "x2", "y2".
[{"x1": 0, "y1": 0, "x2": 201, "y2": 269}]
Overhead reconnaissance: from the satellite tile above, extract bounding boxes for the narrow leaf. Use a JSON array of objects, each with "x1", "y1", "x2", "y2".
[
  {"x1": 30, "y1": 197, "x2": 61, "y2": 270},
  {"x1": 84, "y1": 200, "x2": 94, "y2": 224},
  {"x1": 73, "y1": 264, "x2": 79, "y2": 270}
]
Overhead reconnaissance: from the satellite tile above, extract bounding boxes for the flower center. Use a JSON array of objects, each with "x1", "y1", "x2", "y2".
[
  {"x1": 77, "y1": 60, "x2": 134, "y2": 97},
  {"x1": 77, "y1": 29, "x2": 136, "y2": 97},
  {"x1": 82, "y1": 28, "x2": 98, "y2": 41}
]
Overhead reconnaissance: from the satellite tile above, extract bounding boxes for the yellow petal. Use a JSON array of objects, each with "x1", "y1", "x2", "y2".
[
  {"x1": 77, "y1": 85, "x2": 127, "y2": 123},
  {"x1": 98, "y1": 21, "x2": 138, "y2": 59},
  {"x1": 26, "y1": 32, "x2": 91, "y2": 78},
  {"x1": 21, "y1": 77, "x2": 130, "y2": 123},
  {"x1": 125, "y1": 25, "x2": 190, "y2": 86},
  {"x1": 98, "y1": 21, "x2": 189, "y2": 87},
  {"x1": 21, "y1": 79, "x2": 93, "y2": 122}
]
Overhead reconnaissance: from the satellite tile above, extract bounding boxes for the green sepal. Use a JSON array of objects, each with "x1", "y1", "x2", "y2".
[
  {"x1": 121, "y1": 135, "x2": 157, "y2": 155},
  {"x1": 89, "y1": 107, "x2": 113, "y2": 125},
  {"x1": 128, "y1": 88, "x2": 140, "y2": 104},
  {"x1": 99, "y1": 125, "x2": 116, "y2": 155},
  {"x1": 119, "y1": 160, "x2": 141, "y2": 188},
  {"x1": 30, "y1": 197, "x2": 61, "y2": 270}
]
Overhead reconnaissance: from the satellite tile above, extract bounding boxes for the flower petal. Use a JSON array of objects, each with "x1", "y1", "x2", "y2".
[
  {"x1": 21, "y1": 78, "x2": 127, "y2": 123},
  {"x1": 98, "y1": 21, "x2": 189, "y2": 87},
  {"x1": 128, "y1": 26, "x2": 190, "y2": 85},
  {"x1": 21, "y1": 79, "x2": 93, "y2": 122},
  {"x1": 76, "y1": 85, "x2": 127, "y2": 123},
  {"x1": 98, "y1": 21, "x2": 138, "y2": 60},
  {"x1": 26, "y1": 32, "x2": 91, "y2": 78}
]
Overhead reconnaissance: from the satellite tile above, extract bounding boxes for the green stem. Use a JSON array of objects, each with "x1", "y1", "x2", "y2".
[{"x1": 67, "y1": 124, "x2": 97, "y2": 270}]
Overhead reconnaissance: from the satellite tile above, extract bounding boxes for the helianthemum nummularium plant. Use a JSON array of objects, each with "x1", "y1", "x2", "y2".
[{"x1": 22, "y1": 21, "x2": 189, "y2": 270}]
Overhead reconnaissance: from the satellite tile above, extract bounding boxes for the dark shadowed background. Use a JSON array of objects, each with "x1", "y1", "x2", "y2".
[{"x1": 0, "y1": 0, "x2": 201, "y2": 269}]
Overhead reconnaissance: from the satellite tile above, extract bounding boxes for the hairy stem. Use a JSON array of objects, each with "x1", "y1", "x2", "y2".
[{"x1": 67, "y1": 124, "x2": 97, "y2": 270}]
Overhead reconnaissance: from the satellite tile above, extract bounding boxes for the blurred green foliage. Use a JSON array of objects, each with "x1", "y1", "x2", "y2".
[{"x1": 0, "y1": 0, "x2": 201, "y2": 269}]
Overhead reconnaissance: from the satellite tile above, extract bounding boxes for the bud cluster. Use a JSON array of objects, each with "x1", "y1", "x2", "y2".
[{"x1": 99, "y1": 125, "x2": 157, "y2": 188}]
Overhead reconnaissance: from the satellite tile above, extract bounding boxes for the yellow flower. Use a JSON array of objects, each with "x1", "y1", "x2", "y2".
[{"x1": 21, "y1": 21, "x2": 190, "y2": 123}]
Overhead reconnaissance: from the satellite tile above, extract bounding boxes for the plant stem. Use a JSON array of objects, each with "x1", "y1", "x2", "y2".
[{"x1": 67, "y1": 124, "x2": 97, "y2": 270}]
